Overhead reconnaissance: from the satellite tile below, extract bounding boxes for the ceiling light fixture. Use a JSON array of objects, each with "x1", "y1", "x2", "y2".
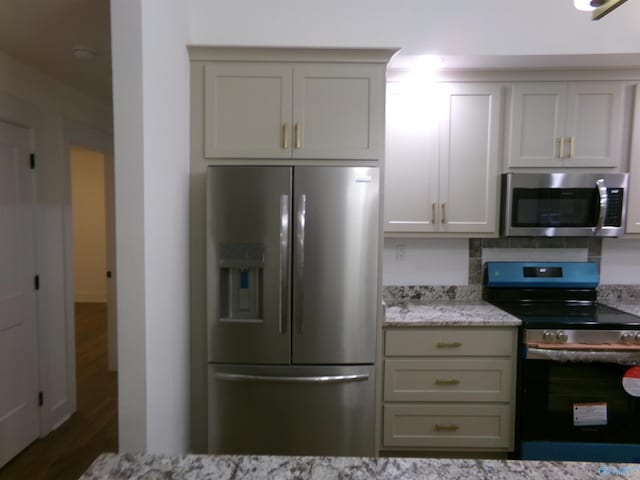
[
  {"x1": 71, "y1": 45, "x2": 97, "y2": 61},
  {"x1": 573, "y1": 0, "x2": 596, "y2": 11},
  {"x1": 591, "y1": 0, "x2": 628, "y2": 20}
]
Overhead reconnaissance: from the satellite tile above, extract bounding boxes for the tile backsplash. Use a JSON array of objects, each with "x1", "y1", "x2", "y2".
[{"x1": 468, "y1": 237, "x2": 602, "y2": 284}]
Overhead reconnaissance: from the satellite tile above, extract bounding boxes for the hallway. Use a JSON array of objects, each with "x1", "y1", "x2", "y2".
[{"x1": 0, "y1": 303, "x2": 117, "y2": 479}]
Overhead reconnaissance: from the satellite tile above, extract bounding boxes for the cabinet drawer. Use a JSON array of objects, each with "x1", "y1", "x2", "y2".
[
  {"x1": 385, "y1": 328, "x2": 515, "y2": 357},
  {"x1": 383, "y1": 404, "x2": 512, "y2": 449},
  {"x1": 384, "y1": 358, "x2": 513, "y2": 402}
]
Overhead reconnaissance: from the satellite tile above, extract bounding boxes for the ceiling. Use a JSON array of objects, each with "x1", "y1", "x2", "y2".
[
  {"x1": 0, "y1": 0, "x2": 112, "y2": 103},
  {"x1": 0, "y1": 0, "x2": 638, "y2": 106}
]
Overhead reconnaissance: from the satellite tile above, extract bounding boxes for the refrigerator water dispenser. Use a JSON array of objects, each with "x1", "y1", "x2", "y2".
[{"x1": 218, "y1": 243, "x2": 263, "y2": 321}]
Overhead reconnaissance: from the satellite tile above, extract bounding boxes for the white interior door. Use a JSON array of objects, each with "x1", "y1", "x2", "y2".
[{"x1": 0, "y1": 121, "x2": 39, "y2": 468}]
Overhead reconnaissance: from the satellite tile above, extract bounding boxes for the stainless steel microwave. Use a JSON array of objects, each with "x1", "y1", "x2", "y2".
[{"x1": 501, "y1": 172, "x2": 629, "y2": 237}]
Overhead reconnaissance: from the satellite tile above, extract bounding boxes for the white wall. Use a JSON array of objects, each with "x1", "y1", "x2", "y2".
[
  {"x1": 0, "y1": 50, "x2": 112, "y2": 434},
  {"x1": 383, "y1": 239, "x2": 468, "y2": 285},
  {"x1": 187, "y1": 0, "x2": 640, "y2": 59},
  {"x1": 601, "y1": 238, "x2": 640, "y2": 284},
  {"x1": 111, "y1": 0, "x2": 190, "y2": 453}
]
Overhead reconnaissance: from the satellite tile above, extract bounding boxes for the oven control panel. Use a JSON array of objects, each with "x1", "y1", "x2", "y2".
[{"x1": 527, "y1": 329, "x2": 640, "y2": 345}]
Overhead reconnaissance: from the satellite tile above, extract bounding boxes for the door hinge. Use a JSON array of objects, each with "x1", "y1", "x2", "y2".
[
  {"x1": 38, "y1": 391, "x2": 43, "y2": 406},
  {"x1": 30, "y1": 153, "x2": 35, "y2": 169},
  {"x1": 34, "y1": 275, "x2": 40, "y2": 291}
]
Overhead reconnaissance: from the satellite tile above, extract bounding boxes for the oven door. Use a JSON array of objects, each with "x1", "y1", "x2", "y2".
[{"x1": 519, "y1": 350, "x2": 640, "y2": 463}]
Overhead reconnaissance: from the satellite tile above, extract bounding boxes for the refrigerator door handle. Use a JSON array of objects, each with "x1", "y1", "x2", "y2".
[
  {"x1": 279, "y1": 194, "x2": 289, "y2": 334},
  {"x1": 295, "y1": 193, "x2": 307, "y2": 334},
  {"x1": 214, "y1": 372, "x2": 369, "y2": 384}
]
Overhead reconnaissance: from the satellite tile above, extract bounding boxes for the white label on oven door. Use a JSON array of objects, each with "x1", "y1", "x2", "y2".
[
  {"x1": 573, "y1": 402, "x2": 607, "y2": 427},
  {"x1": 623, "y1": 366, "x2": 640, "y2": 397}
]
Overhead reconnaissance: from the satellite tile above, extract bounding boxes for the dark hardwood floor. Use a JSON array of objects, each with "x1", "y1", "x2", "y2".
[{"x1": 0, "y1": 303, "x2": 118, "y2": 480}]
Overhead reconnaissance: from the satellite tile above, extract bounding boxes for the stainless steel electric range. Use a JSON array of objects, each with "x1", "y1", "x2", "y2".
[{"x1": 484, "y1": 261, "x2": 640, "y2": 463}]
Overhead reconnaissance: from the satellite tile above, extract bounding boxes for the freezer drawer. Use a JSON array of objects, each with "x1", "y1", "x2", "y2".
[{"x1": 208, "y1": 364, "x2": 375, "y2": 456}]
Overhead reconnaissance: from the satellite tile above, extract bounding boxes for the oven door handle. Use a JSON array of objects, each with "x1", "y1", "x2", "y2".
[
  {"x1": 526, "y1": 346, "x2": 640, "y2": 365},
  {"x1": 595, "y1": 178, "x2": 608, "y2": 232}
]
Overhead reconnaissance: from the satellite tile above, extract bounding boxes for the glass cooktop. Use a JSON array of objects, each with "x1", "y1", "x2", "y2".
[{"x1": 492, "y1": 302, "x2": 640, "y2": 329}]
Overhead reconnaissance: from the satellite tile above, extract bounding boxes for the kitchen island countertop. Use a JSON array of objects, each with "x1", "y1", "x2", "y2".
[
  {"x1": 79, "y1": 453, "x2": 640, "y2": 479},
  {"x1": 384, "y1": 301, "x2": 521, "y2": 327}
]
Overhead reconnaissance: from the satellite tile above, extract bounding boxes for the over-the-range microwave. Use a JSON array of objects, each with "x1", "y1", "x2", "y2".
[{"x1": 501, "y1": 172, "x2": 629, "y2": 237}]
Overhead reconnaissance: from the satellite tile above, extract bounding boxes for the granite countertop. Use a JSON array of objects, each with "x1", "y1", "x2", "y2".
[
  {"x1": 384, "y1": 301, "x2": 521, "y2": 327},
  {"x1": 80, "y1": 453, "x2": 640, "y2": 479}
]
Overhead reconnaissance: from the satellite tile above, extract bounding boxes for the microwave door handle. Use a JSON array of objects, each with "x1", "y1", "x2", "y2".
[{"x1": 595, "y1": 178, "x2": 608, "y2": 232}]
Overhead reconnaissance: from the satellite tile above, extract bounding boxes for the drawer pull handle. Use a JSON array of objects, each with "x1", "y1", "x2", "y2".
[
  {"x1": 434, "y1": 424, "x2": 459, "y2": 432},
  {"x1": 435, "y1": 379, "x2": 460, "y2": 386},
  {"x1": 436, "y1": 341, "x2": 462, "y2": 348}
]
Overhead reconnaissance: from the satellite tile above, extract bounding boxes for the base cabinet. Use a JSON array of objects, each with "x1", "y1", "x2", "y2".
[{"x1": 381, "y1": 327, "x2": 517, "y2": 452}]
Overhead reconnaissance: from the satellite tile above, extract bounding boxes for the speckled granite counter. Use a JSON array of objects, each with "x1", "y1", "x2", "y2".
[
  {"x1": 384, "y1": 301, "x2": 521, "y2": 327},
  {"x1": 79, "y1": 453, "x2": 640, "y2": 479}
]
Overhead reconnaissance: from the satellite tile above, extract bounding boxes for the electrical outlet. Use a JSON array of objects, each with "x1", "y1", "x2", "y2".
[{"x1": 395, "y1": 244, "x2": 406, "y2": 262}]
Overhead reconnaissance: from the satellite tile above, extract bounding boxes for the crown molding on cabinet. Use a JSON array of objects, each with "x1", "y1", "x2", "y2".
[{"x1": 188, "y1": 46, "x2": 399, "y2": 65}]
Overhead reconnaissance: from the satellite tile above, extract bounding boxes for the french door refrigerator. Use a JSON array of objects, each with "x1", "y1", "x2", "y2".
[{"x1": 206, "y1": 165, "x2": 379, "y2": 456}]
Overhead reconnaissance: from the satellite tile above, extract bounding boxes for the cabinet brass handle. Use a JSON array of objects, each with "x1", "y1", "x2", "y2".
[
  {"x1": 432, "y1": 203, "x2": 436, "y2": 224},
  {"x1": 295, "y1": 123, "x2": 301, "y2": 149},
  {"x1": 435, "y1": 379, "x2": 461, "y2": 386},
  {"x1": 558, "y1": 136, "x2": 565, "y2": 158},
  {"x1": 441, "y1": 203, "x2": 447, "y2": 224},
  {"x1": 434, "y1": 424, "x2": 460, "y2": 432},
  {"x1": 282, "y1": 124, "x2": 289, "y2": 149},
  {"x1": 436, "y1": 341, "x2": 461, "y2": 348},
  {"x1": 567, "y1": 136, "x2": 575, "y2": 159}
]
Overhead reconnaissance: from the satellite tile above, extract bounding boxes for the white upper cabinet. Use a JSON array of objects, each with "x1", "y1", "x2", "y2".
[
  {"x1": 507, "y1": 82, "x2": 624, "y2": 168},
  {"x1": 204, "y1": 63, "x2": 292, "y2": 159},
  {"x1": 626, "y1": 84, "x2": 640, "y2": 234},
  {"x1": 384, "y1": 83, "x2": 440, "y2": 233},
  {"x1": 384, "y1": 82, "x2": 502, "y2": 235},
  {"x1": 203, "y1": 62, "x2": 385, "y2": 160}
]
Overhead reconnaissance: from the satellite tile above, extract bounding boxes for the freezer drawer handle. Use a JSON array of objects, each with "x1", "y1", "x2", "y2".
[
  {"x1": 436, "y1": 341, "x2": 462, "y2": 348},
  {"x1": 279, "y1": 194, "x2": 289, "y2": 334},
  {"x1": 214, "y1": 373, "x2": 369, "y2": 384}
]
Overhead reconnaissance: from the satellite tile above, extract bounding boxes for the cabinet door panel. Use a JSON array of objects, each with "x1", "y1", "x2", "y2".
[
  {"x1": 384, "y1": 83, "x2": 439, "y2": 233},
  {"x1": 507, "y1": 83, "x2": 565, "y2": 167},
  {"x1": 204, "y1": 63, "x2": 292, "y2": 158},
  {"x1": 439, "y1": 84, "x2": 501, "y2": 233},
  {"x1": 566, "y1": 82, "x2": 623, "y2": 167},
  {"x1": 293, "y1": 64, "x2": 383, "y2": 159}
]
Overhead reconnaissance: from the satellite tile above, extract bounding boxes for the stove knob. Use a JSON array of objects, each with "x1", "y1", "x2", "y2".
[
  {"x1": 621, "y1": 332, "x2": 635, "y2": 344},
  {"x1": 543, "y1": 331, "x2": 556, "y2": 343},
  {"x1": 556, "y1": 331, "x2": 568, "y2": 343}
]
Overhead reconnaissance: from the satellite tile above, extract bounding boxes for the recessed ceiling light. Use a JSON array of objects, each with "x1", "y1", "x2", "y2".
[{"x1": 71, "y1": 45, "x2": 97, "y2": 61}]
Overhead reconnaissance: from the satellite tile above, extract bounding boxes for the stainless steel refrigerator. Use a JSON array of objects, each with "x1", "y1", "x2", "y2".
[{"x1": 206, "y1": 165, "x2": 379, "y2": 456}]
